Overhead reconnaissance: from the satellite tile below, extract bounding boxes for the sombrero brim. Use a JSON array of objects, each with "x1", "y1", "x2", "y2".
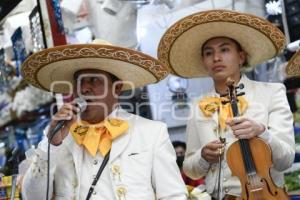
[
  {"x1": 21, "y1": 44, "x2": 169, "y2": 93},
  {"x1": 158, "y1": 9, "x2": 286, "y2": 78},
  {"x1": 286, "y1": 50, "x2": 300, "y2": 77}
]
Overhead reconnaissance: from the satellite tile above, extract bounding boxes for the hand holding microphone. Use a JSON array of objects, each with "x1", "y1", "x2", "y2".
[{"x1": 48, "y1": 98, "x2": 87, "y2": 145}]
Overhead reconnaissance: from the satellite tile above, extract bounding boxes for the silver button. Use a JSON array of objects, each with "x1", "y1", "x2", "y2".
[
  {"x1": 211, "y1": 167, "x2": 216, "y2": 173},
  {"x1": 93, "y1": 191, "x2": 97, "y2": 195},
  {"x1": 223, "y1": 177, "x2": 227, "y2": 182},
  {"x1": 225, "y1": 188, "x2": 229, "y2": 193},
  {"x1": 93, "y1": 160, "x2": 98, "y2": 165}
]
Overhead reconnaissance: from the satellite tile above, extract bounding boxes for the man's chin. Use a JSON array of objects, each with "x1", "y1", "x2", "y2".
[
  {"x1": 79, "y1": 111, "x2": 106, "y2": 124},
  {"x1": 79, "y1": 111, "x2": 92, "y2": 121},
  {"x1": 213, "y1": 72, "x2": 234, "y2": 81}
]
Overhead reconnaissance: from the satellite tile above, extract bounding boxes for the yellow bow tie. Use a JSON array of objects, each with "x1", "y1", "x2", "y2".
[
  {"x1": 199, "y1": 96, "x2": 248, "y2": 131},
  {"x1": 70, "y1": 119, "x2": 129, "y2": 157}
]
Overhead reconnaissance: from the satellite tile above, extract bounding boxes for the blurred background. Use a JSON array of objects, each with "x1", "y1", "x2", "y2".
[{"x1": 0, "y1": 0, "x2": 300, "y2": 199}]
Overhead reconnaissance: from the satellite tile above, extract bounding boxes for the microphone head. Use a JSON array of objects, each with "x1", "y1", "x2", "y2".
[{"x1": 74, "y1": 98, "x2": 87, "y2": 113}]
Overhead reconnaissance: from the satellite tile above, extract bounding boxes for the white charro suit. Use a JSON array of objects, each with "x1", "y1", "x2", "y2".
[
  {"x1": 22, "y1": 109, "x2": 188, "y2": 200},
  {"x1": 183, "y1": 75, "x2": 295, "y2": 198}
]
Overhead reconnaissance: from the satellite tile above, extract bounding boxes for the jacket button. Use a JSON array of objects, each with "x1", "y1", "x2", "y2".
[
  {"x1": 225, "y1": 188, "x2": 229, "y2": 193},
  {"x1": 116, "y1": 186, "x2": 127, "y2": 199},
  {"x1": 93, "y1": 191, "x2": 97, "y2": 195},
  {"x1": 93, "y1": 160, "x2": 98, "y2": 165},
  {"x1": 211, "y1": 167, "x2": 216, "y2": 173}
]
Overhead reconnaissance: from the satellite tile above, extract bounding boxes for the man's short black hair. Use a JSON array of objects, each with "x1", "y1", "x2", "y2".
[{"x1": 172, "y1": 141, "x2": 186, "y2": 150}]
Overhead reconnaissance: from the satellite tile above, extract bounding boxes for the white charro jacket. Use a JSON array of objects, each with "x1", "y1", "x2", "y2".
[
  {"x1": 22, "y1": 109, "x2": 188, "y2": 200},
  {"x1": 183, "y1": 75, "x2": 295, "y2": 198}
]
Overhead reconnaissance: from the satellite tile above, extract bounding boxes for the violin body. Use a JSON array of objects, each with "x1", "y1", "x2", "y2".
[{"x1": 227, "y1": 137, "x2": 289, "y2": 200}]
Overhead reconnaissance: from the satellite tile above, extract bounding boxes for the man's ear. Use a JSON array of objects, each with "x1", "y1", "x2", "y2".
[
  {"x1": 239, "y1": 51, "x2": 247, "y2": 66},
  {"x1": 114, "y1": 81, "x2": 123, "y2": 96}
]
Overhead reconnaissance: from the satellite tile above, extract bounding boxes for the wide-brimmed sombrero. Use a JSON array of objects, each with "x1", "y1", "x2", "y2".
[
  {"x1": 157, "y1": 9, "x2": 286, "y2": 78},
  {"x1": 21, "y1": 39, "x2": 169, "y2": 93},
  {"x1": 286, "y1": 50, "x2": 300, "y2": 77}
]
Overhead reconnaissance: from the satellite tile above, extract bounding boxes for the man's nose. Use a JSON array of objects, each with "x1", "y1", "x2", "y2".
[
  {"x1": 80, "y1": 80, "x2": 92, "y2": 94},
  {"x1": 213, "y1": 52, "x2": 222, "y2": 62}
]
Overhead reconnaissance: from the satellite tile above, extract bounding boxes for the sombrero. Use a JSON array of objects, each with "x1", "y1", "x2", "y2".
[
  {"x1": 21, "y1": 39, "x2": 169, "y2": 93},
  {"x1": 157, "y1": 9, "x2": 286, "y2": 78},
  {"x1": 286, "y1": 50, "x2": 300, "y2": 77}
]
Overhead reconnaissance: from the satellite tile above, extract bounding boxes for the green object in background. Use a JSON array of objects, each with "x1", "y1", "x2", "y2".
[
  {"x1": 294, "y1": 113, "x2": 300, "y2": 124},
  {"x1": 295, "y1": 133, "x2": 300, "y2": 144},
  {"x1": 285, "y1": 170, "x2": 300, "y2": 192}
]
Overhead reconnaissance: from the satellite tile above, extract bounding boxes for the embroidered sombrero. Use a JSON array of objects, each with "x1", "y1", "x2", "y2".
[
  {"x1": 286, "y1": 50, "x2": 300, "y2": 77},
  {"x1": 21, "y1": 39, "x2": 169, "y2": 93},
  {"x1": 157, "y1": 9, "x2": 286, "y2": 78}
]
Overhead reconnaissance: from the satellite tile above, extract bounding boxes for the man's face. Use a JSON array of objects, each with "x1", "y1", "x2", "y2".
[
  {"x1": 202, "y1": 37, "x2": 246, "y2": 82},
  {"x1": 74, "y1": 69, "x2": 122, "y2": 123}
]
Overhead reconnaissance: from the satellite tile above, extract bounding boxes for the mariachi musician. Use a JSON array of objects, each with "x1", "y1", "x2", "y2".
[{"x1": 158, "y1": 9, "x2": 295, "y2": 200}]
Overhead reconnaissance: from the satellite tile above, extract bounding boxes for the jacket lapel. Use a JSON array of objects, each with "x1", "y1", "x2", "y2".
[
  {"x1": 244, "y1": 77, "x2": 254, "y2": 102},
  {"x1": 64, "y1": 133, "x2": 84, "y2": 198},
  {"x1": 109, "y1": 109, "x2": 132, "y2": 163},
  {"x1": 238, "y1": 75, "x2": 254, "y2": 116}
]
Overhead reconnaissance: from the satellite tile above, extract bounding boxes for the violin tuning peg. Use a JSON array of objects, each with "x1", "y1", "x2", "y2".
[
  {"x1": 237, "y1": 92, "x2": 245, "y2": 96},
  {"x1": 238, "y1": 83, "x2": 244, "y2": 89}
]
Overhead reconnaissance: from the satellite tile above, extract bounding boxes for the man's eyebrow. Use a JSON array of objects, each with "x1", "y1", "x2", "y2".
[
  {"x1": 219, "y1": 42, "x2": 230, "y2": 47},
  {"x1": 203, "y1": 46, "x2": 213, "y2": 51}
]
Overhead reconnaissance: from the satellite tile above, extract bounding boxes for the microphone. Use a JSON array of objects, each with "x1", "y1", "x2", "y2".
[{"x1": 49, "y1": 98, "x2": 87, "y2": 138}]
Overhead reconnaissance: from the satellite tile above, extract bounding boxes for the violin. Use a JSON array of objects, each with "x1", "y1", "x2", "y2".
[{"x1": 224, "y1": 78, "x2": 289, "y2": 200}]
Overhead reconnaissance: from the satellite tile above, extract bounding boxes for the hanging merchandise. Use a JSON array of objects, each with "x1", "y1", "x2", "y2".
[
  {"x1": 11, "y1": 27, "x2": 27, "y2": 77},
  {"x1": 0, "y1": 176, "x2": 20, "y2": 200},
  {"x1": 29, "y1": 6, "x2": 45, "y2": 52},
  {"x1": 0, "y1": 48, "x2": 6, "y2": 86},
  {"x1": 51, "y1": 0, "x2": 65, "y2": 35},
  {"x1": 0, "y1": 175, "x2": 21, "y2": 199},
  {"x1": 0, "y1": 49, "x2": 17, "y2": 93},
  {"x1": 265, "y1": 0, "x2": 282, "y2": 15}
]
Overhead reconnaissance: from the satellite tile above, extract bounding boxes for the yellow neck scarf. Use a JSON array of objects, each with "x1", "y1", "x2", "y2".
[
  {"x1": 70, "y1": 119, "x2": 129, "y2": 157},
  {"x1": 199, "y1": 96, "x2": 248, "y2": 131}
]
